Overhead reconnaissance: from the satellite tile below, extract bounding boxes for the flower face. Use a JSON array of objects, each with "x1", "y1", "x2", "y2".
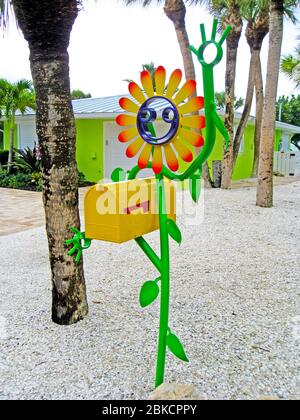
[{"x1": 117, "y1": 66, "x2": 205, "y2": 174}]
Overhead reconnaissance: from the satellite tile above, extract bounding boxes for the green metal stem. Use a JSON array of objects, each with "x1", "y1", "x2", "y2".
[
  {"x1": 155, "y1": 173, "x2": 170, "y2": 388},
  {"x1": 135, "y1": 237, "x2": 162, "y2": 273}
]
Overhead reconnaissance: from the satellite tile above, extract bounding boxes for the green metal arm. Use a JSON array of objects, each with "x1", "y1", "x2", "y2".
[{"x1": 65, "y1": 227, "x2": 92, "y2": 264}]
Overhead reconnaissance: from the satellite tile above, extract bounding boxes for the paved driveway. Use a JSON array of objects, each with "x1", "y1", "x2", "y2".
[{"x1": 0, "y1": 188, "x2": 88, "y2": 236}]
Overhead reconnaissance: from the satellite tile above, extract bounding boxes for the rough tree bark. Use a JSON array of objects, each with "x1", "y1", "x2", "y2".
[
  {"x1": 12, "y1": 0, "x2": 88, "y2": 324},
  {"x1": 221, "y1": 6, "x2": 243, "y2": 189},
  {"x1": 257, "y1": 0, "x2": 284, "y2": 208},
  {"x1": 252, "y1": 56, "x2": 264, "y2": 177}
]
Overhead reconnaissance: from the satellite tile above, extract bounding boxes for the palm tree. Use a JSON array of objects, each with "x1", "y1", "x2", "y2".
[
  {"x1": 256, "y1": 0, "x2": 284, "y2": 208},
  {"x1": 0, "y1": 79, "x2": 36, "y2": 172},
  {"x1": 242, "y1": 0, "x2": 298, "y2": 177},
  {"x1": 281, "y1": 37, "x2": 300, "y2": 88},
  {"x1": 191, "y1": 0, "x2": 244, "y2": 189},
  {"x1": 0, "y1": 0, "x2": 88, "y2": 325},
  {"x1": 124, "y1": 0, "x2": 214, "y2": 186}
]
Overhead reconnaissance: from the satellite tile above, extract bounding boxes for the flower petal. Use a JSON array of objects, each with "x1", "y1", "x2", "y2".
[
  {"x1": 155, "y1": 66, "x2": 166, "y2": 96},
  {"x1": 119, "y1": 97, "x2": 140, "y2": 114},
  {"x1": 141, "y1": 70, "x2": 154, "y2": 98},
  {"x1": 126, "y1": 137, "x2": 144, "y2": 158},
  {"x1": 152, "y1": 146, "x2": 163, "y2": 174},
  {"x1": 164, "y1": 144, "x2": 179, "y2": 172},
  {"x1": 179, "y1": 96, "x2": 204, "y2": 114},
  {"x1": 181, "y1": 115, "x2": 206, "y2": 129},
  {"x1": 174, "y1": 80, "x2": 197, "y2": 105},
  {"x1": 118, "y1": 127, "x2": 139, "y2": 143},
  {"x1": 179, "y1": 128, "x2": 204, "y2": 147},
  {"x1": 116, "y1": 114, "x2": 137, "y2": 127},
  {"x1": 138, "y1": 144, "x2": 152, "y2": 169},
  {"x1": 172, "y1": 137, "x2": 193, "y2": 162},
  {"x1": 129, "y1": 81, "x2": 146, "y2": 104},
  {"x1": 165, "y1": 69, "x2": 182, "y2": 99}
]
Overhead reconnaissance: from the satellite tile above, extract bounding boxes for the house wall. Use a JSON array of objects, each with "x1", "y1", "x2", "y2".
[
  {"x1": 3, "y1": 117, "x2": 286, "y2": 183},
  {"x1": 3, "y1": 121, "x2": 18, "y2": 150}
]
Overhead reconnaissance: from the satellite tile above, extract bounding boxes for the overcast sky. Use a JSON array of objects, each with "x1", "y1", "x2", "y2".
[{"x1": 0, "y1": 0, "x2": 299, "y2": 109}]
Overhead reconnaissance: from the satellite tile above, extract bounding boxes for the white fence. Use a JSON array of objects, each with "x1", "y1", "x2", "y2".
[{"x1": 274, "y1": 152, "x2": 296, "y2": 177}]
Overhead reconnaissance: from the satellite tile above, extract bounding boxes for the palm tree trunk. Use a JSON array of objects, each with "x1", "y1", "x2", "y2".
[
  {"x1": 233, "y1": 49, "x2": 259, "y2": 163},
  {"x1": 256, "y1": 0, "x2": 284, "y2": 208},
  {"x1": 252, "y1": 55, "x2": 264, "y2": 177},
  {"x1": 164, "y1": 0, "x2": 213, "y2": 187},
  {"x1": 221, "y1": 42, "x2": 239, "y2": 189},
  {"x1": 8, "y1": 117, "x2": 15, "y2": 174},
  {"x1": 12, "y1": 0, "x2": 88, "y2": 324}
]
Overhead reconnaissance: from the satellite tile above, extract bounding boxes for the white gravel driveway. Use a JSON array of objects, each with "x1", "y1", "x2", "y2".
[{"x1": 0, "y1": 182, "x2": 299, "y2": 400}]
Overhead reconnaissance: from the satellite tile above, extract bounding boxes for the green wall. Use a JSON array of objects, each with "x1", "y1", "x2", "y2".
[{"x1": 3, "y1": 121, "x2": 18, "y2": 151}]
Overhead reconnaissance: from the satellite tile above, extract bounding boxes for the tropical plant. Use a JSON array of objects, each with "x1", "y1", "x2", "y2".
[
  {"x1": 281, "y1": 37, "x2": 300, "y2": 88},
  {"x1": 13, "y1": 146, "x2": 41, "y2": 173},
  {"x1": 0, "y1": 0, "x2": 88, "y2": 325},
  {"x1": 256, "y1": 0, "x2": 284, "y2": 208},
  {"x1": 215, "y1": 91, "x2": 244, "y2": 110},
  {"x1": 71, "y1": 89, "x2": 92, "y2": 99},
  {"x1": 0, "y1": 79, "x2": 36, "y2": 172}
]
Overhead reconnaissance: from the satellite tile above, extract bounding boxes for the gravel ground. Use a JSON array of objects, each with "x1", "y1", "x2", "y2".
[{"x1": 0, "y1": 181, "x2": 299, "y2": 400}]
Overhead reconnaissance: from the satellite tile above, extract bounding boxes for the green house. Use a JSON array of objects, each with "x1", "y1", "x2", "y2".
[{"x1": 1, "y1": 95, "x2": 300, "y2": 182}]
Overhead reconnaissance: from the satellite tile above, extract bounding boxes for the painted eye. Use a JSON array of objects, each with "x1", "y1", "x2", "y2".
[
  {"x1": 162, "y1": 107, "x2": 176, "y2": 123},
  {"x1": 137, "y1": 96, "x2": 180, "y2": 146},
  {"x1": 140, "y1": 108, "x2": 157, "y2": 123}
]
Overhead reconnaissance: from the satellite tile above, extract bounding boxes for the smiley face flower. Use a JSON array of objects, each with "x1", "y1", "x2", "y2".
[{"x1": 116, "y1": 66, "x2": 205, "y2": 174}]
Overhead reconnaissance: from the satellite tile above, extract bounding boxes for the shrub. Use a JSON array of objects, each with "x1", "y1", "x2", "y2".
[{"x1": 13, "y1": 147, "x2": 41, "y2": 173}]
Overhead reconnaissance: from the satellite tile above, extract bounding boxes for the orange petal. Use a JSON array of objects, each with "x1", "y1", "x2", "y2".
[
  {"x1": 141, "y1": 70, "x2": 154, "y2": 98},
  {"x1": 181, "y1": 115, "x2": 206, "y2": 129},
  {"x1": 129, "y1": 82, "x2": 146, "y2": 104},
  {"x1": 138, "y1": 144, "x2": 152, "y2": 169},
  {"x1": 165, "y1": 69, "x2": 182, "y2": 99},
  {"x1": 116, "y1": 114, "x2": 137, "y2": 127},
  {"x1": 164, "y1": 144, "x2": 179, "y2": 172},
  {"x1": 126, "y1": 137, "x2": 144, "y2": 158},
  {"x1": 152, "y1": 146, "x2": 163, "y2": 174},
  {"x1": 179, "y1": 128, "x2": 204, "y2": 147},
  {"x1": 118, "y1": 127, "x2": 139, "y2": 143},
  {"x1": 155, "y1": 66, "x2": 166, "y2": 96},
  {"x1": 119, "y1": 97, "x2": 140, "y2": 114},
  {"x1": 174, "y1": 80, "x2": 197, "y2": 105},
  {"x1": 172, "y1": 137, "x2": 193, "y2": 163},
  {"x1": 179, "y1": 96, "x2": 204, "y2": 114}
]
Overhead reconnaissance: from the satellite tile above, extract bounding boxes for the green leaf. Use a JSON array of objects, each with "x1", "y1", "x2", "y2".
[
  {"x1": 166, "y1": 333, "x2": 189, "y2": 362},
  {"x1": 189, "y1": 173, "x2": 202, "y2": 203},
  {"x1": 111, "y1": 168, "x2": 126, "y2": 183},
  {"x1": 167, "y1": 219, "x2": 182, "y2": 245},
  {"x1": 139, "y1": 281, "x2": 160, "y2": 308}
]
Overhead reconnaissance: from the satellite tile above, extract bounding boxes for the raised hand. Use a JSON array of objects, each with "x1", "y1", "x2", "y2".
[
  {"x1": 65, "y1": 227, "x2": 92, "y2": 264},
  {"x1": 190, "y1": 19, "x2": 232, "y2": 68}
]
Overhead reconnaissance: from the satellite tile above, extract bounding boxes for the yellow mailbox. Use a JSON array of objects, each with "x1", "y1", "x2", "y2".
[{"x1": 84, "y1": 177, "x2": 176, "y2": 244}]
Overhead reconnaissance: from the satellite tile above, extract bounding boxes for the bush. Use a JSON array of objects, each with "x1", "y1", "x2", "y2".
[
  {"x1": 0, "y1": 150, "x2": 9, "y2": 166},
  {"x1": 0, "y1": 170, "x2": 37, "y2": 190}
]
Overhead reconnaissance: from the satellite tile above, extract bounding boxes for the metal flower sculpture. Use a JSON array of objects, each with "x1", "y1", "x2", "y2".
[{"x1": 66, "y1": 20, "x2": 231, "y2": 389}]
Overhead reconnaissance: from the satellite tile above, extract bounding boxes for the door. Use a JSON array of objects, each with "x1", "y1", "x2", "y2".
[{"x1": 19, "y1": 121, "x2": 38, "y2": 150}]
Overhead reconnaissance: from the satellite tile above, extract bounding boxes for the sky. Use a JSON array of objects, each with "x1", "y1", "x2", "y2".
[{"x1": 0, "y1": 0, "x2": 299, "y2": 109}]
